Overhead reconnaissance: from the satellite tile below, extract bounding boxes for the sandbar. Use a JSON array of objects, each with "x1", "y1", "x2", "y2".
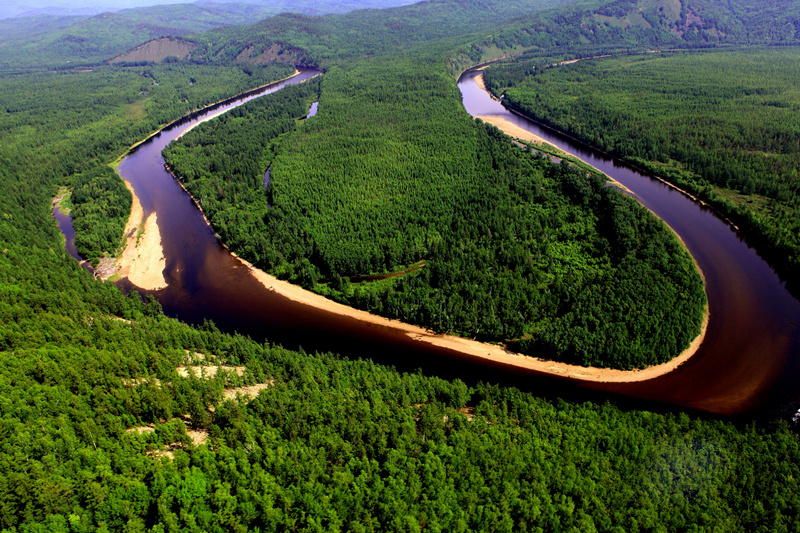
[
  {"x1": 473, "y1": 69, "x2": 489, "y2": 91},
  {"x1": 115, "y1": 181, "x2": 167, "y2": 290},
  {"x1": 476, "y1": 115, "x2": 549, "y2": 145}
]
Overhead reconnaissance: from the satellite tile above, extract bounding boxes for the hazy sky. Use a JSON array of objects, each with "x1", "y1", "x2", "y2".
[{"x1": 2, "y1": 1, "x2": 198, "y2": 19}]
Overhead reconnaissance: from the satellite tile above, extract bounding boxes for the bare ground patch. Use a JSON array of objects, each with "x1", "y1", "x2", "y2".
[{"x1": 110, "y1": 37, "x2": 196, "y2": 63}]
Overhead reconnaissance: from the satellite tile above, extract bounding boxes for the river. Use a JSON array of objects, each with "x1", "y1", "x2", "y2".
[{"x1": 92, "y1": 67, "x2": 800, "y2": 416}]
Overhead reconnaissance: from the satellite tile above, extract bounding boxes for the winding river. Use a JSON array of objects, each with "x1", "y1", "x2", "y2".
[{"x1": 103, "y1": 67, "x2": 800, "y2": 416}]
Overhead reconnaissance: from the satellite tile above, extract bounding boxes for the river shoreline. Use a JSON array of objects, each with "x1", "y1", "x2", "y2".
[
  {"x1": 242, "y1": 255, "x2": 709, "y2": 383},
  {"x1": 111, "y1": 66, "x2": 710, "y2": 387},
  {"x1": 111, "y1": 69, "x2": 302, "y2": 169}
]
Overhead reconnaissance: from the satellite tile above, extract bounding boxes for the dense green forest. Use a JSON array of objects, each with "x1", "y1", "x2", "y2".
[
  {"x1": 483, "y1": 48, "x2": 800, "y2": 288},
  {"x1": 1, "y1": 0, "x2": 799, "y2": 529},
  {"x1": 164, "y1": 52, "x2": 705, "y2": 369},
  {"x1": 444, "y1": 0, "x2": 800, "y2": 75}
]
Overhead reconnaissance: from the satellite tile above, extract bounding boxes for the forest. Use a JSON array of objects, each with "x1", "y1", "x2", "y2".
[
  {"x1": 0, "y1": 0, "x2": 428, "y2": 68},
  {"x1": 482, "y1": 48, "x2": 800, "y2": 289},
  {"x1": 164, "y1": 52, "x2": 705, "y2": 370},
  {"x1": 1, "y1": 0, "x2": 800, "y2": 530}
]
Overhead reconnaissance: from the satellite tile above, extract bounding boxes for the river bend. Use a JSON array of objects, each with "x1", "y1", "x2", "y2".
[{"x1": 105, "y1": 67, "x2": 800, "y2": 416}]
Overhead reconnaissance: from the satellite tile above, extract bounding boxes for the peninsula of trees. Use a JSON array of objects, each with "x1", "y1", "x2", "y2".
[{"x1": 164, "y1": 53, "x2": 706, "y2": 370}]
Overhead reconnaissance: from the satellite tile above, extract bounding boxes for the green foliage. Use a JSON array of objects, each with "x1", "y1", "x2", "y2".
[
  {"x1": 163, "y1": 77, "x2": 322, "y2": 236},
  {"x1": 70, "y1": 166, "x2": 132, "y2": 264},
  {"x1": 0, "y1": 3, "x2": 309, "y2": 68},
  {"x1": 0, "y1": 295, "x2": 799, "y2": 531},
  {"x1": 0, "y1": 61, "x2": 294, "y2": 270},
  {"x1": 485, "y1": 47, "x2": 800, "y2": 288},
  {"x1": 446, "y1": 0, "x2": 800, "y2": 75},
  {"x1": 186, "y1": 0, "x2": 579, "y2": 69}
]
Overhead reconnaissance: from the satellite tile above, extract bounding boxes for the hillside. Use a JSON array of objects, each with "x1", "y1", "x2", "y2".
[
  {"x1": 108, "y1": 37, "x2": 198, "y2": 63},
  {"x1": 180, "y1": 0, "x2": 581, "y2": 67},
  {"x1": 0, "y1": 4, "x2": 276, "y2": 67},
  {"x1": 445, "y1": 0, "x2": 800, "y2": 69},
  {"x1": 0, "y1": 0, "x2": 425, "y2": 67}
]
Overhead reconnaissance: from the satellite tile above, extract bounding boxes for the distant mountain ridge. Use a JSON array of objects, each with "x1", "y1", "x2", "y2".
[
  {"x1": 4, "y1": 0, "x2": 798, "y2": 69},
  {"x1": 0, "y1": 0, "x2": 423, "y2": 67}
]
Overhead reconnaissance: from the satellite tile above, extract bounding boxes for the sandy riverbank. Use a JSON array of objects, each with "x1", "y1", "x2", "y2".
[
  {"x1": 113, "y1": 181, "x2": 167, "y2": 290},
  {"x1": 476, "y1": 115, "x2": 550, "y2": 145},
  {"x1": 473, "y1": 68, "x2": 489, "y2": 91},
  {"x1": 472, "y1": 73, "x2": 636, "y2": 195},
  {"x1": 241, "y1": 254, "x2": 707, "y2": 383}
]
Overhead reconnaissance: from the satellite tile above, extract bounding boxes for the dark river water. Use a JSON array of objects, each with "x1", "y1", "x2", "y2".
[{"x1": 92, "y1": 67, "x2": 800, "y2": 416}]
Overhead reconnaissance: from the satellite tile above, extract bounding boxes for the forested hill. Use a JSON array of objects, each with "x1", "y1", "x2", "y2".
[
  {"x1": 0, "y1": 5, "x2": 275, "y2": 68},
  {"x1": 111, "y1": 0, "x2": 800, "y2": 77},
  {"x1": 447, "y1": 0, "x2": 800, "y2": 69},
  {"x1": 164, "y1": 0, "x2": 581, "y2": 67}
]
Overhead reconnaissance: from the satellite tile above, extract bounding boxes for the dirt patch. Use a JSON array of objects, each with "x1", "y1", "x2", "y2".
[
  {"x1": 458, "y1": 407, "x2": 476, "y2": 421},
  {"x1": 110, "y1": 37, "x2": 196, "y2": 64},
  {"x1": 126, "y1": 425, "x2": 155, "y2": 434},
  {"x1": 177, "y1": 365, "x2": 245, "y2": 379},
  {"x1": 222, "y1": 382, "x2": 273, "y2": 401},
  {"x1": 122, "y1": 377, "x2": 161, "y2": 388},
  {"x1": 186, "y1": 429, "x2": 208, "y2": 446},
  {"x1": 148, "y1": 449, "x2": 175, "y2": 460},
  {"x1": 236, "y1": 43, "x2": 307, "y2": 66},
  {"x1": 184, "y1": 350, "x2": 214, "y2": 363}
]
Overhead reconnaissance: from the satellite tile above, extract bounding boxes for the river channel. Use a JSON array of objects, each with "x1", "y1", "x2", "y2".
[{"x1": 105, "y1": 67, "x2": 800, "y2": 416}]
